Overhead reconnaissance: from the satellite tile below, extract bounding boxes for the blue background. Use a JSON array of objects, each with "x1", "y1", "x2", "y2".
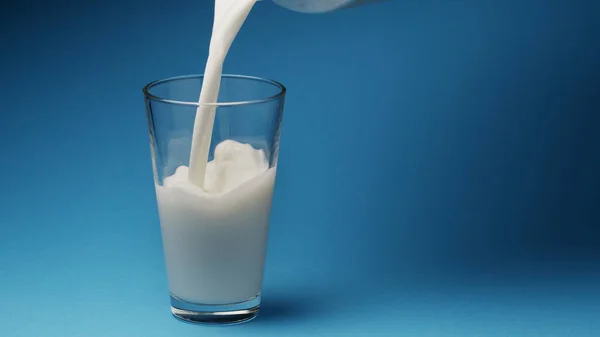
[{"x1": 1, "y1": 0, "x2": 599, "y2": 336}]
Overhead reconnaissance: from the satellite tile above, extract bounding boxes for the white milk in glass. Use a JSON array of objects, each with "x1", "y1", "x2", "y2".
[{"x1": 154, "y1": 0, "x2": 278, "y2": 304}]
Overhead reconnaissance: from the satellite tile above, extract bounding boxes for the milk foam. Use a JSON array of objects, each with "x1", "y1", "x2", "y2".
[{"x1": 165, "y1": 140, "x2": 269, "y2": 196}]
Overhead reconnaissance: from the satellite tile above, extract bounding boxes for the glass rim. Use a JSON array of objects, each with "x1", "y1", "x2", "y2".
[{"x1": 143, "y1": 74, "x2": 287, "y2": 107}]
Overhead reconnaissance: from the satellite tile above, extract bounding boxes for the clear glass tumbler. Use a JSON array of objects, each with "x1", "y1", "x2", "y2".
[{"x1": 143, "y1": 74, "x2": 286, "y2": 325}]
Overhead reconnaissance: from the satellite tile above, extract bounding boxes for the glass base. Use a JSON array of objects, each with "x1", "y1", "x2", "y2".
[{"x1": 170, "y1": 294, "x2": 261, "y2": 325}]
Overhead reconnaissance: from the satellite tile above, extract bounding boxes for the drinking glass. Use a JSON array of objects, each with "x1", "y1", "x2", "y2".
[{"x1": 143, "y1": 74, "x2": 286, "y2": 325}]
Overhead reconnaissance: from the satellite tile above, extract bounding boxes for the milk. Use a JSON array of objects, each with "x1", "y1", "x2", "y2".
[
  {"x1": 188, "y1": 0, "x2": 258, "y2": 188},
  {"x1": 156, "y1": 141, "x2": 276, "y2": 304},
  {"x1": 155, "y1": 0, "x2": 277, "y2": 305}
]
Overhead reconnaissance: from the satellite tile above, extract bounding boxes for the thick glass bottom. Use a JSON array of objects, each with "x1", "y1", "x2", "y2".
[{"x1": 170, "y1": 294, "x2": 261, "y2": 325}]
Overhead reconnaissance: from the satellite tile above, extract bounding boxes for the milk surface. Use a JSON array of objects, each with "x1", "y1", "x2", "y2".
[{"x1": 155, "y1": 0, "x2": 277, "y2": 305}]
